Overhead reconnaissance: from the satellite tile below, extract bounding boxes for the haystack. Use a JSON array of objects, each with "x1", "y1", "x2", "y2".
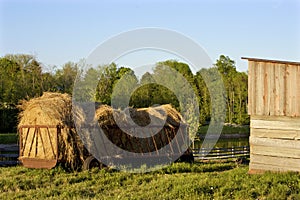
[
  {"x1": 95, "y1": 104, "x2": 182, "y2": 127},
  {"x1": 18, "y1": 92, "x2": 86, "y2": 170},
  {"x1": 95, "y1": 104, "x2": 186, "y2": 153}
]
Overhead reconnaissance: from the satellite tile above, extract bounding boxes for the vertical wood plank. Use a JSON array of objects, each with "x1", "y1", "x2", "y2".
[
  {"x1": 251, "y1": 61, "x2": 256, "y2": 115},
  {"x1": 247, "y1": 61, "x2": 252, "y2": 115},
  {"x1": 297, "y1": 65, "x2": 300, "y2": 117},
  {"x1": 291, "y1": 65, "x2": 297, "y2": 117},
  {"x1": 274, "y1": 63, "x2": 286, "y2": 115},
  {"x1": 263, "y1": 62, "x2": 268, "y2": 115},
  {"x1": 248, "y1": 61, "x2": 256, "y2": 115},
  {"x1": 286, "y1": 64, "x2": 291, "y2": 116},
  {"x1": 256, "y1": 62, "x2": 264, "y2": 115},
  {"x1": 274, "y1": 63, "x2": 279, "y2": 115},
  {"x1": 281, "y1": 64, "x2": 286, "y2": 116},
  {"x1": 285, "y1": 64, "x2": 297, "y2": 116},
  {"x1": 263, "y1": 62, "x2": 274, "y2": 115},
  {"x1": 269, "y1": 63, "x2": 275, "y2": 116}
]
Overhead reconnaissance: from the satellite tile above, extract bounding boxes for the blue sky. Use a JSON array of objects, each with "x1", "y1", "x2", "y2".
[{"x1": 0, "y1": 0, "x2": 299, "y2": 72}]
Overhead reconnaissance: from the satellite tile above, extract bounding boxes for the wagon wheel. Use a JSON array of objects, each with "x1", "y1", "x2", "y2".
[
  {"x1": 83, "y1": 156, "x2": 105, "y2": 170},
  {"x1": 175, "y1": 148, "x2": 194, "y2": 163}
]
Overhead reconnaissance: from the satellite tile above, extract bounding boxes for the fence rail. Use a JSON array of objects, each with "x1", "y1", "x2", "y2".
[
  {"x1": 0, "y1": 144, "x2": 19, "y2": 166},
  {"x1": 192, "y1": 146, "x2": 250, "y2": 160}
]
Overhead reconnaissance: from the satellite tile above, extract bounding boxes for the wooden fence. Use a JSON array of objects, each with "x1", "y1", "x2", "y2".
[{"x1": 192, "y1": 146, "x2": 250, "y2": 160}]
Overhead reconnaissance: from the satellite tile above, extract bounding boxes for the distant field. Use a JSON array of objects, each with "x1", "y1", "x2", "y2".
[
  {"x1": 0, "y1": 161, "x2": 299, "y2": 199},
  {"x1": 0, "y1": 133, "x2": 18, "y2": 144},
  {"x1": 198, "y1": 124, "x2": 250, "y2": 136}
]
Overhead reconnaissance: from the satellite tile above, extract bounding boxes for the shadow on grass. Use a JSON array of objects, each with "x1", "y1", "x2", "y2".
[{"x1": 157, "y1": 159, "x2": 243, "y2": 174}]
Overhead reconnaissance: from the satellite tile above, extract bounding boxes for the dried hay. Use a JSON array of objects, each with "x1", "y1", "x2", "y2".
[
  {"x1": 95, "y1": 104, "x2": 186, "y2": 153},
  {"x1": 18, "y1": 92, "x2": 86, "y2": 170},
  {"x1": 95, "y1": 104, "x2": 183, "y2": 127}
]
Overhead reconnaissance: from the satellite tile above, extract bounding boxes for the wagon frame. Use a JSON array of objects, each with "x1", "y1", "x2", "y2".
[{"x1": 18, "y1": 124, "x2": 193, "y2": 170}]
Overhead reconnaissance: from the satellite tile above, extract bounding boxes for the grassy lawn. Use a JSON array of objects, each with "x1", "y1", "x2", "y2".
[
  {"x1": 0, "y1": 161, "x2": 299, "y2": 200},
  {"x1": 0, "y1": 133, "x2": 18, "y2": 144}
]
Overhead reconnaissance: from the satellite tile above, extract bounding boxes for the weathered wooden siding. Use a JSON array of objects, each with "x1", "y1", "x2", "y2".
[
  {"x1": 249, "y1": 116, "x2": 300, "y2": 173},
  {"x1": 243, "y1": 57, "x2": 300, "y2": 173},
  {"x1": 247, "y1": 59, "x2": 300, "y2": 117}
]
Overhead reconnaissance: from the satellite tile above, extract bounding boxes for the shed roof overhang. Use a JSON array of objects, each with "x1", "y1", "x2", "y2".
[{"x1": 241, "y1": 57, "x2": 300, "y2": 65}]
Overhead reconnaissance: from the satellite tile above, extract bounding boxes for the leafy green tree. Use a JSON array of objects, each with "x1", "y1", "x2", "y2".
[
  {"x1": 194, "y1": 69, "x2": 211, "y2": 125},
  {"x1": 215, "y1": 55, "x2": 249, "y2": 124},
  {"x1": 4, "y1": 54, "x2": 44, "y2": 100},
  {"x1": 0, "y1": 54, "x2": 44, "y2": 132},
  {"x1": 216, "y1": 55, "x2": 237, "y2": 124},
  {"x1": 55, "y1": 62, "x2": 79, "y2": 94},
  {"x1": 153, "y1": 60, "x2": 201, "y2": 138},
  {"x1": 153, "y1": 60, "x2": 198, "y2": 109},
  {"x1": 94, "y1": 63, "x2": 116, "y2": 104},
  {"x1": 116, "y1": 67, "x2": 133, "y2": 79},
  {"x1": 112, "y1": 68, "x2": 138, "y2": 109},
  {"x1": 0, "y1": 57, "x2": 20, "y2": 106},
  {"x1": 129, "y1": 71, "x2": 179, "y2": 108},
  {"x1": 233, "y1": 72, "x2": 249, "y2": 124},
  {"x1": 41, "y1": 72, "x2": 57, "y2": 92}
]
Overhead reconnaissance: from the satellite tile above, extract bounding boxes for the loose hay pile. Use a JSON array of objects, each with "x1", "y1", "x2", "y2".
[
  {"x1": 95, "y1": 104, "x2": 186, "y2": 153},
  {"x1": 18, "y1": 92, "x2": 86, "y2": 170},
  {"x1": 95, "y1": 104, "x2": 182, "y2": 127}
]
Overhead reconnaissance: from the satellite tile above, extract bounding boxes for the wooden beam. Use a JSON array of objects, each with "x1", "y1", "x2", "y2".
[
  {"x1": 251, "y1": 128, "x2": 300, "y2": 140},
  {"x1": 241, "y1": 57, "x2": 300, "y2": 66},
  {"x1": 251, "y1": 116, "x2": 300, "y2": 131},
  {"x1": 251, "y1": 145, "x2": 300, "y2": 159},
  {"x1": 250, "y1": 154, "x2": 300, "y2": 172},
  {"x1": 250, "y1": 136, "x2": 300, "y2": 149},
  {"x1": 249, "y1": 162, "x2": 300, "y2": 173}
]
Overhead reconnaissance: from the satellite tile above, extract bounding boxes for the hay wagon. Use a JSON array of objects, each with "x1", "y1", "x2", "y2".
[
  {"x1": 18, "y1": 93, "x2": 193, "y2": 170},
  {"x1": 18, "y1": 123, "x2": 193, "y2": 170}
]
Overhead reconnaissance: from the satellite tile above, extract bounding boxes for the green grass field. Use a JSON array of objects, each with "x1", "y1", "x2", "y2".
[
  {"x1": 1, "y1": 127, "x2": 298, "y2": 199},
  {"x1": 0, "y1": 161, "x2": 299, "y2": 200}
]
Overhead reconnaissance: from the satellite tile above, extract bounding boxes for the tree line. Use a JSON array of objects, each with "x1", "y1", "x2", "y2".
[{"x1": 0, "y1": 54, "x2": 249, "y2": 132}]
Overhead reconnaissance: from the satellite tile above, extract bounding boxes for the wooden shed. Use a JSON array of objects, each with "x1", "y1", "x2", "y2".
[{"x1": 242, "y1": 57, "x2": 300, "y2": 173}]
